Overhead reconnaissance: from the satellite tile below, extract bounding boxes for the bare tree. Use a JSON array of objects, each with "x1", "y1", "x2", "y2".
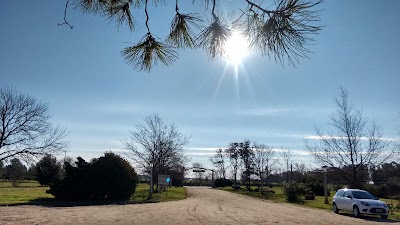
[
  {"x1": 239, "y1": 140, "x2": 253, "y2": 190},
  {"x1": 306, "y1": 88, "x2": 398, "y2": 188},
  {"x1": 253, "y1": 143, "x2": 276, "y2": 192},
  {"x1": 57, "y1": 0, "x2": 323, "y2": 72},
  {"x1": 122, "y1": 114, "x2": 189, "y2": 193},
  {"x1": 210, "y1": 148, "x2": 226, "y2": 179},
  {"x1": 280, "y1": 148, "x2": 294, "y2": 182},
  {"x1": 397, "y1": 117, "x2": 400, "y2": 161},
  {"x1": 225, "y1": 142, "x2": 241, "y2": 188},
  {"x1": 0, "y1": 87, "x2": 68, "y2": 163},
  {"x1": 0, "y1": 160, "x2": 4, "y2": 179},
  {"x1": 293, "y1": 163, "x2": 307, "y2": 174},
  {"x1": 192, "y1": 162, "x2": 205, "y2": 184}
]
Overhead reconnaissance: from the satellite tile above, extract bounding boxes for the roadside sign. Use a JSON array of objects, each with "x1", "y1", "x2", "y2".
[{"x1": 158, "y1": 174, "x2": 171, "y2": 185}]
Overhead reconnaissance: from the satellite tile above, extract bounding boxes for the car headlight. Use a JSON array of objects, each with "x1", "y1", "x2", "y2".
[
  {"x1": 361, "y1": 201, "x2": 370, "y2": 206},
  {"x1": 384, "y1": 204, "x2": 388, "y2": 208}
]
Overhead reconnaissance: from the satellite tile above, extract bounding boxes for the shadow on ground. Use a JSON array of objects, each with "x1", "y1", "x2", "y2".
[
  {"x1": 0, "y1": 197, "x2": 159, "y2": 207},
  {"x1": 337, "y1": 212, "x2": 399, "y2": 223}
]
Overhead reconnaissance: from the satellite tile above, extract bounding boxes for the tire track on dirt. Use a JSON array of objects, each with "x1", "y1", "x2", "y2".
[{"x1": 0, "y1": 187, "x2": 395, "y2": 225}]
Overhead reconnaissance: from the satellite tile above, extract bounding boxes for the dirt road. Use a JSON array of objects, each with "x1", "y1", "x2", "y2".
[{"x1": 0, "y1": 187, "x2": 397, "y2": 225}]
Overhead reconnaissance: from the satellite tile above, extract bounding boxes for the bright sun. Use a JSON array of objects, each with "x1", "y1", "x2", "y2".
[{"x1": 224, "y1": 31, "x2": 249, "y2": 65}]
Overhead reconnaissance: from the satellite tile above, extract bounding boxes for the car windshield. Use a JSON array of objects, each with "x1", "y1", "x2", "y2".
[{"x1": 351, "y1": 191, "x2": 375, "y2": 199}]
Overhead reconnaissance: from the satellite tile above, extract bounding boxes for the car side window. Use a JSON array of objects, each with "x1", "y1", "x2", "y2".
[
  {"x1": 343, "y1": 191, "x2": 351, "y2": 197},
  {"x1": 336, "y1": 190, "x2": 344, "y2": 197}
]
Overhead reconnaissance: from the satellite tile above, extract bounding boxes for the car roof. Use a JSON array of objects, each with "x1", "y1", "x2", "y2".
[{"x1": 337, "y1": 189, "x2": 366, "y2": 192}]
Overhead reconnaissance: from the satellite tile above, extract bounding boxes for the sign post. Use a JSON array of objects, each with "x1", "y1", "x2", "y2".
[{"x1": 158, "y1": 174, "x2": 171, "y2": 192}]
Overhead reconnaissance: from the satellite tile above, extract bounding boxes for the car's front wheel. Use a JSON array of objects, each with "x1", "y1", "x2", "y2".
[
  {"x1": 353, "y1": 206, "x2": 360, "y2": 218},
  {"x1": 380, "y1": 215, "x2": 388, "y2": 219},
  {"x1": 332, "y1": 203, "x2": 339, "y2": 213}
]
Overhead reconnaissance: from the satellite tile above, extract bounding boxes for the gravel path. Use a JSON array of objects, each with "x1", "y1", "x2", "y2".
[{"x1": 0, "y1": 187, "x2": 397, "y2": 225}]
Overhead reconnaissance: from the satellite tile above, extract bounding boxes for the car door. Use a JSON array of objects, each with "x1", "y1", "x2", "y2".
[
  {"x1": 341, "y1": 191, "x2": 353, "y2": 211},
  {"x1": 334, "y1": 190, "x2": 344, "y2": 209}
]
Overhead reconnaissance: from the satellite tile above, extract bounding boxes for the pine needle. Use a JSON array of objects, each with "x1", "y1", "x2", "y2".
[
  {"x1": 122, "y1": 32, "x2": 178, "y2": 72},
  {"x1": 107, "y1": 1, "x2": 138, "y2": 31},
  {"x1": 196, "y1": 16, "x2": 231, "y2": 59},
  {"x1": 166, "y1": 13, "x2": 202, "y2": 49}
]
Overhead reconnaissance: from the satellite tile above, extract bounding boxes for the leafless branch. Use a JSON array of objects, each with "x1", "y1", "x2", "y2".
[
  {"x1": 122, "y1": 114, "x2": 189, "y2": 177},
  {"x1": 0, "y1": 87, "x2": 68, "y2": 163},
  {"x1": 306, "y1": 87, "x2": 397, "y2": 187},
  {"x1": 210, "y1": 148, "x2": 227, "y2": 179},
  {"x1": 58, "y1": 0, "x2": 73, "y2": 29}
]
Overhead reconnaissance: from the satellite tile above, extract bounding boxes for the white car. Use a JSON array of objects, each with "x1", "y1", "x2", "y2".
[{"x1": 332, "y1": 188, "x2": 389, "y2": 219}]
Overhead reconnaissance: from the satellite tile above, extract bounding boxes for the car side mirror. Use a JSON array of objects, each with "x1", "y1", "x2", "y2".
[
  {"x1": 374, "y1": 197, "x2": 379, "y2": 200},
  {"x1": 345, "y1": 195, "x2": 352, "y2": 199}
]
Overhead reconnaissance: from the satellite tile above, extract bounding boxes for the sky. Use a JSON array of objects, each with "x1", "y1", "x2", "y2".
[{"x1": 1, "y1": 0, "x2": 399, "y2": 172}]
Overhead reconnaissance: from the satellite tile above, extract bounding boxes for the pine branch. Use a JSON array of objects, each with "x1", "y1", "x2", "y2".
[{"x1": 58, "y1": 0, "x2": 73, "y2": 29}]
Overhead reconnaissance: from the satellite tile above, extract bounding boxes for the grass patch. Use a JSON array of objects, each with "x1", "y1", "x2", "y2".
[
  {"x1": 221, "y1": 186, "x2": 284, "y2": 203},
  {"x1": 132, "y1": 183, "x2": 187, "y2": 203},
  {"x1": 220, "y1": 185, "x2": 400, "y2": 220},
  {"x1": 0, "y1": 180, "x2": 54, "y2": 205},
  {"x1": 0, "y1": 180, "x2": 186, "y2": 206}
]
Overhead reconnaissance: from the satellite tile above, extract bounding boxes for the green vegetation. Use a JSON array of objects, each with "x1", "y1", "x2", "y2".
[
  {"x1": 35, "y1": 154, "x2": 61, "y2": 186},
  {"x1": 282, "y1": 181, "x2": 306, "y2": 202},
  {"x1": 132, "y1": 184, "x2": 187, "y2": 203},
  {"x1": 0, "y1": 181, "x2": 186, "y2": 206},
  {"x1": 49, "y1": 153, "x2": 138, "y2": 201},
  {"x1": 0, "y1": 180, "x2": 53, "y2": 205},
  {"x1": 220, "y1": 185, "x2": 400, "y2": 220},
  {"x1": 221, "y1": 185, "x2": 286, "y2": 203}
]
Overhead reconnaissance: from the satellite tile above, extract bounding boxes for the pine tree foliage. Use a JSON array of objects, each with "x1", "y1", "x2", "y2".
[{"x1": 60, "y1": 0, "x2": 323, "y2": 72}]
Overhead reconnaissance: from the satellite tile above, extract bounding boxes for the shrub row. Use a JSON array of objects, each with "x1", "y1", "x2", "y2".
[{"x1": 48, "y1": 152, "x2": 138, "y2": 200}]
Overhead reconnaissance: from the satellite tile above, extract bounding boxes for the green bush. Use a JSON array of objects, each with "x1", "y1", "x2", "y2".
[
  {"x1": 48, "y1": 152, "x2": 138, "y2": 200},
  {"x1": 283, "y1": 181, "x2": 306, "y2": 202},
  {"x1": 48, "y1": 157, "x2": 95, "y2": 200},
  {"x1": 168, "y1": 169, "x2": 184, "y2": 187},
  {"x1": 4, "y1": 158, "x2": 27, "y2": 187},
  {"x1": 333, "y1": 183, "x2": 344, "y2": 192},
  {"x1": 214, "y1": 178, "x2": 233, "y2": 187},
  {"x1": 305, "y1": 190, "x2": 316, "y2": 200},
  {"x1": 305, "y1": 182, "x2": 330, "y2": 196},
  {"x1": 89, "y1": 152, "x2": 138, "y2": 199},
  {"x1": 362, "y1": 184, "x2": 390, "y2": 199},
  {"x1": 35, "y1": 154, "x2": 61, "y2": 186}
]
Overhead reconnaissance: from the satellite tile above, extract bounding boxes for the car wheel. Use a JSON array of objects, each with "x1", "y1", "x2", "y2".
[
  {"x1": 380, "y1": 215, "x2": 388, "y2": 219},
  {"x1": 353, "y1": 206, "x2": 360, "y2": 218},
  {"x1": 333, "y1": 203, "x2": 339, "y2": 213}
]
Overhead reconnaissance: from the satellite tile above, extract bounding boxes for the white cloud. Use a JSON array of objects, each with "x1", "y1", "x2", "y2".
[
  {"x1": 187, "y1": 152, "x2": 217, "y2": 156},
  {"x1": 271, "y1": 148, "x2": 310, "y2": 156},
  {"x1": 88, "y1": 103, "x2": 142, "y2": 114},
  {"x1": 241, "y1": 107, "x2": 294, "y2": 116},
  {"x1": 188, "y1": 147, "x2": 225, "y2": 151},
  {"x1": 239, "y1": 106, "x2": 333, "y2": 117},
  {"x1": 108, "y1": 148, "x2": 130, "y2": 153},
  {"x1": 188, "y1": 147, "x2": 310, "y2": 156},
  {"x1": 305, "y1": 135, "x2": 399, "y2": 141}
]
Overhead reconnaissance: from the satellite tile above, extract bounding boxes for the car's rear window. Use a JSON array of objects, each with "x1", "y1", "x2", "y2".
[{"x1": 351, "y1": 191, "x2": 375, "y2": 199}]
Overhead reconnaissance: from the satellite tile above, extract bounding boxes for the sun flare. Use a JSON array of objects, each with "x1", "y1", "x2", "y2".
[{"x1": 224, "y1": 31, "x2": 249, "y2": 65}]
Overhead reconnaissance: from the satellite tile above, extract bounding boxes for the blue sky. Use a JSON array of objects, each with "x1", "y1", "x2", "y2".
[{"x1": 1, "y1": 0, "x2": 399, "y2": 170}]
